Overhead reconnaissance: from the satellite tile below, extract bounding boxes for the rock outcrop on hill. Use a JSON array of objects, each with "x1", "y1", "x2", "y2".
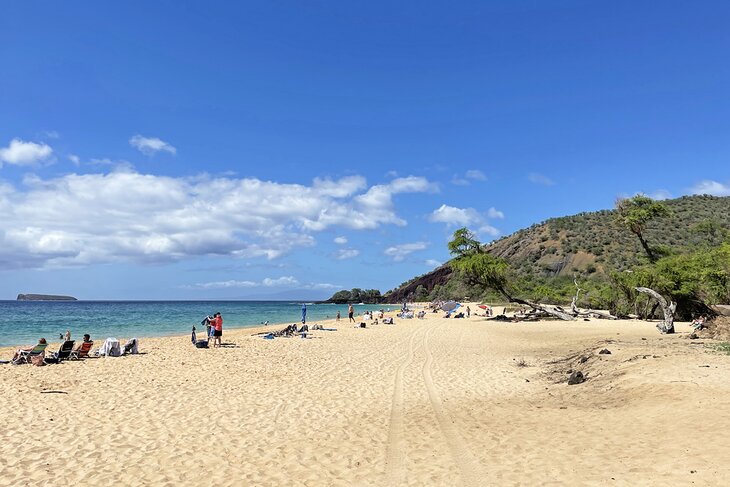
[{"x1": 17, "y1": 294, "x2": 77, "y2": 301}]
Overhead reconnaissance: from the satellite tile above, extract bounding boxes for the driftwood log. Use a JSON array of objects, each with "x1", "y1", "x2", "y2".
[
  {"x1": 568, "y1": 278, "x2": 618, "y2": 320},
  {"x1": 511, "y1": 297, "x2": 576, "y2": 321},
  {"x1": 635, "y1": 287, "x2": 676, "y2": 334}
]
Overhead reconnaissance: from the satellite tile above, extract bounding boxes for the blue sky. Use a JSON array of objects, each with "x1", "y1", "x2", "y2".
[{"x1": 1, "y1": 1, "x2": 729, "y2": 300}]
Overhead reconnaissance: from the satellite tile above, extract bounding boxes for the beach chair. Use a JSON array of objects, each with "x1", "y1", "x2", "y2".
[
  {"x1": 12, "y1": 343, "x2": 48, "y2": 365},
  {"x1": 47, "y1": 340, "x2": 75, "y2": 363},
  {"x1": 69, "y1": 341, "x2": 94, "y2": 360}
]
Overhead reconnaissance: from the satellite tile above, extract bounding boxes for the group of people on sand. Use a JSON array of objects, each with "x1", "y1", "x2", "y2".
[
  {"x1": 9, "y1": 332, "x2": 93, "y2": 364},
  {"x1": 204, "y1": 312, "x2": 224, "y2": 347}
]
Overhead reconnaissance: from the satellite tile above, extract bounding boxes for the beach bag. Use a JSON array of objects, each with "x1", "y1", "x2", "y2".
[
  {"x1": 195, "y1": 340, "x2": 209, "y2": 348},
  {"x1": 31, "y1": 355, "x2": 46, "y2": 366}
]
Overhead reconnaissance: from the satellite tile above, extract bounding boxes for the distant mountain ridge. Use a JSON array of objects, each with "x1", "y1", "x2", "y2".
[{"x1": 384, "y1": 195, "x2": 730, "y2": 302}]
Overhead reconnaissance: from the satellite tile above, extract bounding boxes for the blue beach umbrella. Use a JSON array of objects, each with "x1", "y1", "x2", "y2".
[{"x1": 301, "y1": 303, "x2": 307, "y2": 324}]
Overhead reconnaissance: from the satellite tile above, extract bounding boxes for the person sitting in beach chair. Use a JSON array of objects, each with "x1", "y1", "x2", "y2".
[
  {"x1": 69, "y1": 335, "x2": 94, "y2": 359},
  {"x1": 11, "y1": 338, "x2": 48, "y2": 365},
  {"x1": 46, "y1": 339, "x2": 76, "y2": 363}
]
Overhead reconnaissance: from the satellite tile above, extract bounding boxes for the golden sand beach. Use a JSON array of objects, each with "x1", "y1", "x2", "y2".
[{"x1": 2, "y1": 311, "x2": 730, "y2": 486}]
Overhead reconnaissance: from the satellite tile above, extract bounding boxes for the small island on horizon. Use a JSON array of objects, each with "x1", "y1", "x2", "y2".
[{"x1": 17, "y1": 293, "x2": 78, "y2": 301}]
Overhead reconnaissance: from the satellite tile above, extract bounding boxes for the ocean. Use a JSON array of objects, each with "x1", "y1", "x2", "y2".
[{"x1": 0, "y1": 301, "x2": 391, "y2": 347}]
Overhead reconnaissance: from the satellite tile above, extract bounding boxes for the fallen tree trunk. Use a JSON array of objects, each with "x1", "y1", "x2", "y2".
[
  {"x1": 511, "y1": 297, "x2": 576, "y2": 321},
  {"x1": 569, "y1": 278, "x2": 618, "y2": 320},
  {"x1": 635, "y1": 287, "x2": 676, "y2": 334}
]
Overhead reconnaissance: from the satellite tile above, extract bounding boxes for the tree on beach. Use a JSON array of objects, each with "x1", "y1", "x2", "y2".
[
  {"x1": 615, "y1": 195, "x2": 670, "y2": 262},
  {"x1": 448, "y1": 228, "x2": 576, "y2": 320},
  {"x1": 448, "y1": 228, "x2": 482, "y2": 257}
]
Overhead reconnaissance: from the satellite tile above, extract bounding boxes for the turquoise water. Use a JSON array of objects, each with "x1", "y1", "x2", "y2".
[{"x1": 0, "y1": 301, "x2": 391, "y2": 347}]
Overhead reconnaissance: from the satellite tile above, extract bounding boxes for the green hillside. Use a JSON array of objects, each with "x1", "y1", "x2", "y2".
[{"x1": 384, "y1": 195, "x2": 730, "y2": 304}]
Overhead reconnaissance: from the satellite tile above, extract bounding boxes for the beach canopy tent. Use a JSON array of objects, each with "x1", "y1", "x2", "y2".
[{"x1": 441, "y1": 301, "x2": 460, "y2": 312}]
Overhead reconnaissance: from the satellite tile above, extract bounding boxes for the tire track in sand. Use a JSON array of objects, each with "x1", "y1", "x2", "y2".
[
  {"x1": 422, "y1": 323, "x2": 483, "y2": 487},
  {"x1": 384, "y1": 323, "x2": 424, "y2": 485}
]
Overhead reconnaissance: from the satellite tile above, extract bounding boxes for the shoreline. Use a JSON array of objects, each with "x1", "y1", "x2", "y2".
[
  {"x1": 0, "y1": 308, "x2": 398, "y2": 354},
  {"x1": 0, "y1": 301, "x2": 406, "y2": 349}
]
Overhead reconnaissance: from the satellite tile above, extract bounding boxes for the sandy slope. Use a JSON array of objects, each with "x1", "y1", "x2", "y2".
[{"x1": 2, "y1": 312, "x2": 730, "y2": 486}]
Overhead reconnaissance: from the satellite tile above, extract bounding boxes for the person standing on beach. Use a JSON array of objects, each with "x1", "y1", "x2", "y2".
[
  {"x1": 336, "y1": 311, "x2": 341, "y2": 322},
  {"x1": 348, "y1": 304, "x2": 355, "y2": 323},
  {"x1": 466, "y1": 306, "x2": 471, "y2": 318},
  {"x1": 212, "y1": 312, "x2": 223, "y2": 348}
]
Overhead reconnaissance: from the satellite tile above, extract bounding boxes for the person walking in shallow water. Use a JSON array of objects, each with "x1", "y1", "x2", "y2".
[
  {"x1": 336, "y1": 310, "x2": 341, "y2": 322},
  {"x1": 348, "y1": 304, "x2": 355, "y2": 323}
]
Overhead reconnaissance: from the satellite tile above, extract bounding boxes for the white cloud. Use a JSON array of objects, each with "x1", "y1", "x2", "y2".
[
  {"x1": 129, "y1": 135, "x2": 177, "y2": 156},
  {"x1": 44, "y1": 131, "x2": 60, "y2": 139},
  {"x1": 648, "y1": 189, "x2": 672, "y2": 200},
  {"x1": 429, "y1": 204, "x2": 503, "y2": 239},
  {"x1": 68, "y1": 154, "x2": 81, "y2": 166},
  {"x1": 0, "y1": 170, "x2": 435, "y2": 270},
  {"x1": 305, "y1": 282, "x2": 341, "y2": 290},
  {"x1": 425, "y1": 259, "x2": 441, "y2": 267},
  {"x1": 465, "y1": 169, "x2": 487, "y2": 181},
  {"x1": 384, "y1": 242, "x2": 428, "y2": 262},
  {"x1": 486, "y1": 207, "x2": 504, "y2": 219},
  {"x1": 348, "y1": 176, "x2": 438, "y2": 229},
  {"x1": 192, "y1": 279, "x2": 257, "y2": 289},
  {"x1": 334, "y1": 248, "x2": 359, "y2": 260},
  {"x1": 429, "y1": 204, "x2": 482, "y2": 226},
  {"x1": 0, "y1": 138, "x2": 53, "y2": 167},
  {"x1": 527, "y1": 172, "x2": 555, "y2": 186},
  {"x1": 691, "y1": 180, "x2": 730, "y2": 196},
  {"x1": 478, "y1": 224, "x2": 501, "y2": 237},
  {"x1": 191, "y1": 276, "x2": 298, "y2": 289},
  {"x1": 451, "y1": 169, "x2": 488, "y2": 186},
  {"x1": 313, "y1": 176, "x2": 367, "y2": 198},
  {"x1": 262, "y1": 276, "x2": 299, "y2": 287},
  {"x1": 333, "y1": 236, "x2": 348, "y2": 245}
]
